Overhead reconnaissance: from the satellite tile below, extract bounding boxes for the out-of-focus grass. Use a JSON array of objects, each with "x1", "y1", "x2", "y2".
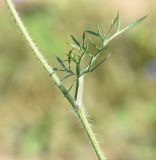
[
  {"x1": 22, "y1": 8, "x2": 67, "y2": 57},
  {"x1": 0, "y1": 1, "x2": 156, "y2": 160}
]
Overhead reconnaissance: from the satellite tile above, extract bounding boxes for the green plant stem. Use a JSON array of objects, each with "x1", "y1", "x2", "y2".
[
  {"x1": 76, "y1": 76, "x2": 84, "y2": 106},
  {"x1": 77, "y1": 108, "x2": 105, "y2": 160},
  {"x1": 4, "y1": 0, "x2": 106, "y2": 160},
  {"x1": 75, "y1": 79, "x2": 79, "y2": 100}
]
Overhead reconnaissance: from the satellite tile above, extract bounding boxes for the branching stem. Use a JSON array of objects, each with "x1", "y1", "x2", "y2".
[{"x1": 4, "y1": 0, "x2": 106, "y2": 160}]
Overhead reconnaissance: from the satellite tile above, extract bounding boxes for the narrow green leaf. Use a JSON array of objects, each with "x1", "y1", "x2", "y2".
[
  {"x1": 61, "y1": 73, "x2": 75, "y2": 81},
  {"x1": 106, "y1": 15, "x2": 147, "y2": 44},
  {"x1": 54, "y1": 68, "x2": 66, "y2": 72},
  {"x1": 109, "y1": 12, "x2": 120, "y2": 32},
  {"x1": 68, "y1": 49, "x2": 73, "y2": 69},
  {"x1": 66, "y1": 79, "x2": 77, "y2": 95},
  {"x1": 106, "y1": 12, "x2": 120, "y2": 38},
  {"x1": 97, "y1": 25, "x2": 105, "y2": 40},
  {"x1": 70, "y1": 35, "x2": 81, "y2": 48},
  {"x1": 56, "y1": 56, "x2": 69, "y2": 72},
  {"x1": 111, "y1": 13, "x2": 119, "y2": 28},
  {"x1": 116, "y1": 12, "x2": 120, "y2": 32},
  {"x1": 86, "y1": 30, "x2": 99, "y2": 37},
  {"x1": 82, "y1": 32, "x2": 86, "y2": 47},
  {"x1": 119, "y1": 15, "x2": 147, "y2": 34},
  {"x1": 97, "y1": 25, "x2": 102, "y2": 36},
  {"x1": 90, "y1": 53, "x2": 111, "y2": 72}
]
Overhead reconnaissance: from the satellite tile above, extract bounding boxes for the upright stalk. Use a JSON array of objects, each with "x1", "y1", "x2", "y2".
[{"x1": 4, "y1": 0, "x2": 106, "y2": 159}]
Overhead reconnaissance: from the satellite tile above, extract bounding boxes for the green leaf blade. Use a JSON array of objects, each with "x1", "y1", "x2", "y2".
[
  {"x1": 112, "y1": 12, "x2": 119, "y2": 28},
  {"x1": 70, "y1": 35, "x2": 81, "y2": 48},
  {"x1": 119, "y1": 15, "x2": 147, "y2": 34},
  {"x1": 82, "y1": 32, "x2": 86, "y2": 48},
  {"x1": 105, "y1": 15, "x2": 147, "y2": 44},
  {"x1": 86, "y1": 30, "x2": 100, "y2": 37},
  {"x1": 97, "y1": 25, "x2": 102, "y2": 36},
  {"x1": 56, "y1": 56, "x2": 69, "y2": 73},
  {"x1": 116, "y1": 12, "x2": 121, "y2": 32}
]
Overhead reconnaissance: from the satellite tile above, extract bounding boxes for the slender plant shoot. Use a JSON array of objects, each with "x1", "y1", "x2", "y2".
[{"x1": 4, "y1": 0, "x2": 146, "y2": 159}]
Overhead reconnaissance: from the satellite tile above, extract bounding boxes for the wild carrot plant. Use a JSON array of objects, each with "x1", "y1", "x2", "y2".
[{"x1": 4, "y1": 0, "x2": 146, "y2": 159}]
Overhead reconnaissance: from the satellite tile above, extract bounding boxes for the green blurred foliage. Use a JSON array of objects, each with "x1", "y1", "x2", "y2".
[{"x1": 0, "y1": 0, "x2": 156, "y2": 160}]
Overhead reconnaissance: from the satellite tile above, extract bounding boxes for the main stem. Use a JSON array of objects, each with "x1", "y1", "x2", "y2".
[{"x1": 4, "y1": 0, "x2": 106, "y2": 159}]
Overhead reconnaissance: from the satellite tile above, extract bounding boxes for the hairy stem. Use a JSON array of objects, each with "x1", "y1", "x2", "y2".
[
  {"x1": 77, "y1": 108, "x2": 105, "y2": 160},
  {"x1": 4, "y1": 0, "x2": 106, "y2": 160}
]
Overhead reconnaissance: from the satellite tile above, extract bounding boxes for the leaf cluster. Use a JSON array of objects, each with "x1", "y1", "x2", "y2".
[{"x1": 54, "y1": 13, "x2": 147, "y2": 93}]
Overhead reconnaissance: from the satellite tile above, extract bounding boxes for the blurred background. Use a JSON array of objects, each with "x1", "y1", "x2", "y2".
[{"x1": 0, "y1": 0, "x2": 156, "y2": 160}]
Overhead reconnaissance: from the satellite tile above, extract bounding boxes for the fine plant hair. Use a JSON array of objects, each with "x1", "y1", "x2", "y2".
[{"x1": 4, "y1": 0, "x2": 146, "y2": 160}]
